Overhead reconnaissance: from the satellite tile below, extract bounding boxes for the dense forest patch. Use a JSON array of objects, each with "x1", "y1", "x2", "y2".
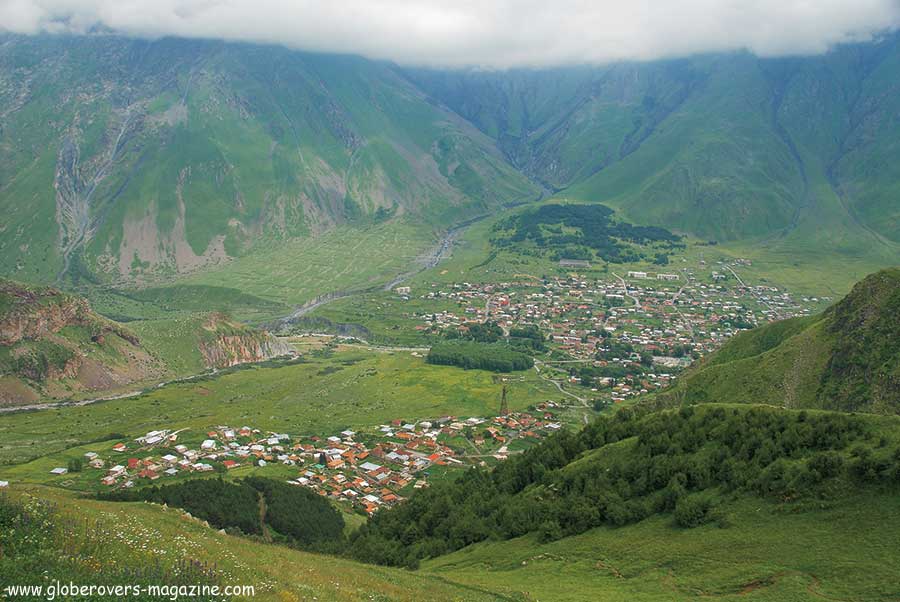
[
  {"x1": 101, "y1": 477, "x2": 344, "y2": 549},
  {"x1": 427, "y1": 340, "x2": 534, "y2": 372},
  {"x1": 490, "y1": 204, "x2": 683, "y2": 264},
  {"x1": 348, "y1": 405, "x2": 900, "y2": 568}
]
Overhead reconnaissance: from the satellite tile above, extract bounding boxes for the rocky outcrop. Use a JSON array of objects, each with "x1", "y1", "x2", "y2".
[
  {"x1": 198, "y1": 314, "x2": 293, "y2": 369},
  {"x1": 0, "y1": 279, "x2": 162, "y2": 405},
  {"x1": 0, "y1": 281, "x2": 91, "y2": 345}
]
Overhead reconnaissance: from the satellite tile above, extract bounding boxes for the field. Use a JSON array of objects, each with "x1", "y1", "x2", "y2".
[
  {"x1": 423, "y1": 490, "x2": 900, "y2": 601},
  {"x1": 180, "y1": 221, "x2": 437, "y2": 310},
  {"x1": 0, "y1": 347, "x2": 562, "y2": 472},
  {"x1": 421, "y1": 199, "x2": 898, "y2": 298}
]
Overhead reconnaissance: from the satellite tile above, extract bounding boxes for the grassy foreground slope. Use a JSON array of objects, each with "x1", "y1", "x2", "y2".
[
  {"x1": 2, "y1": 486, "x2": 503, "y2": 602},
  {"x1": 660, "y1": 268, "x2": 900, "y2": 413},
  {"x1": 423, "y1": 489, "x2": 900, "y2": 602},
  {"x1": 347, "y1": 402, "x2": 900, "y2": 600}
]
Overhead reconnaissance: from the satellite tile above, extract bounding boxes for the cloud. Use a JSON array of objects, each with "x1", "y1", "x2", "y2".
[{"x1": 1, "y1": 0, "x2": 899, "y2": 68}]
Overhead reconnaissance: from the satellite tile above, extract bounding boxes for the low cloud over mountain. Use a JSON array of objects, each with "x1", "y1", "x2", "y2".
[{"x1": 2, "y1": 0, "x2": 899, "y2": 68}]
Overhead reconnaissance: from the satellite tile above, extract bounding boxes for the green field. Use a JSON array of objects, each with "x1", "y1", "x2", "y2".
[
  {"x1": 180, "y1": 221, "x2": 438, "y2": 309},
  {"x1": 0, "y1": 347, "x2": 562, "y2": 471}
]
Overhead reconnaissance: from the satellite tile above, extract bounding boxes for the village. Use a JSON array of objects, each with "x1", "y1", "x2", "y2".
[
  {"x1": 409, "y1": 259, "x2": 820, "y2": 404},
  {"x1": 41, "y1": 260, "x2": 820, "y2": 515},
  {"x1": 55, "y1": 403, "x2": 566, "y2": 516}
]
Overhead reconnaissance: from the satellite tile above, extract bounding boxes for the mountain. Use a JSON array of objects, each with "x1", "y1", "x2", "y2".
[
  {"x1": 2, "y1": 33, "x2": 900, "y2": 295},
  {"x1": 0, "y1": 34, "x2": 538, "y2": 286},
  {"x1": 0, "y1": 279, "x2": 291, "y2": 405},
  {"x1": 657, "y1": 268, "x2": 900, "y2": 414},
  {"x1": 407, "y1": 34, "x2": 900, "y2": 248}
]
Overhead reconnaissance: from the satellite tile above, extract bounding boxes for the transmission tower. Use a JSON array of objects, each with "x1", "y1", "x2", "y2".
[{"x1": 499, "y1": 385, "x2": 509, "y2": 416}]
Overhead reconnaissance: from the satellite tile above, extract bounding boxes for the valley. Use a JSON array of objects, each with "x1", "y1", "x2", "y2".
[{"x1": 2, "y1": 25, "x2": 900, "y2": 602}]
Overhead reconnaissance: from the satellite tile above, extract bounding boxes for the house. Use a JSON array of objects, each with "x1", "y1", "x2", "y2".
[
  {"x1": 0, "y1": 480, "x2": 8, "y2": 488},
  {"x1": 137, "y1": 469, "x2": 159, "y2": 480},
  {"x1": 201, "y1": 439, "x2": 216, "y2": 451},
  {"x1": 222, "y1": 460, "x2": 239, "y2": 470},
  {"x1": 50, "y1": 467, "x2": 68, "y2": 475},
  {"x1": 112, "y1": 443, "x2": 127, "y2": 452}
]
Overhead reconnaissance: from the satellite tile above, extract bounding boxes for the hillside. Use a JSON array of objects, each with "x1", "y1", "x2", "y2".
[
  {"x1": 657, "y1": 268, "x2": 900, "y2": 414},
  {"x1": 345, "y1": 402, "x2": 900, "y2": 600},
  {"x1": 2, "y1": 33, "x2": 900, "y2": 300},
  {"x1": 407, "y1": 35, "x2": 900, "y2": 246},
  {"x1": 1, "y1": 486, "x2": 506, "y2": 602},
  {"x1": 0, "y1": 280, "x2": 292, "y2": 405},
  {"x1": 0, "y1": 34, "x2": 538, "y2": 287},
  {"x1": 0, "y1": 278, "x2": 163, "y2": 405}
]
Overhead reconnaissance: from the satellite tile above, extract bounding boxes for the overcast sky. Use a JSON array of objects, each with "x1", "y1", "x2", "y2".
[{"x1": 2, "y1": 0, "x2": 900, "y2": 68}]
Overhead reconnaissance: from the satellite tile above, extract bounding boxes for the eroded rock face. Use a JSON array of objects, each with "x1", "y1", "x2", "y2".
[
  {"x1": 199, "y1": 326, "x2": 293, "y2": 369},
  {"x1": 0, "y1": 282, "x2": 90, "y2": 345},
  {"x1": 0, "y1": 279, "x2": 162, "y2": 404}
]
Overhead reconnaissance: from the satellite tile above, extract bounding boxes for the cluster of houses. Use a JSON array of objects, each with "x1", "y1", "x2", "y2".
[
  {"x1": 285, "y1": 409, "x2": 562, "y2": 514},
  {"x1": 53, "y1": 427, "x2": 292, "y2": 488},
  {"x1": 410, "y1": 261, "x2": 814, "y2": 404},
  {"x1": 51, "y1": 406, "x2": 565, "y2": 515}
]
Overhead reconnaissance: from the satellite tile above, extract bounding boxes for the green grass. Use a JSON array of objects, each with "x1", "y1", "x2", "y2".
[
  {"x1": 659, "y1": 268, "x2": 900, "y2": 414},
  {"x1": 0, "y1": 347, "x2": 561, "y2": 471},
  {"x1": 179, "y1": 221, "x2": 437, "y2": 309},
  {"x1": 6, "y1": 486, "x2": 505, "y2": 602},
  {"x1": 422, "y1": 490, "x2": 900, "y2": 601}
]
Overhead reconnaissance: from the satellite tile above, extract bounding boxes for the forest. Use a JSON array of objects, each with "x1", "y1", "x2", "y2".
[
  {"x1": 100, "y1": 477, "x2": 344, "y2": 549},
  {"x1": 347, "y1": 405, "x2": 900, "y2": 568},
  {"x1": 426, "y1": 340, "x2": 534, "y2": 372},
  {"x1": 491, "y1": 203, "x2": 682, "y2": 264}
]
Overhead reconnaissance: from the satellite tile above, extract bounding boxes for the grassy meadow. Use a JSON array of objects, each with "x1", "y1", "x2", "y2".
[
  {"x1": 0, "y1": 347, "x2": 561, "y2": 474},
  {"x1": 3, "y1": 486, "x2": 505, "y2": 602},
  {"x1": 422, "y1": 490, "x2": 900, "y2": 601}
]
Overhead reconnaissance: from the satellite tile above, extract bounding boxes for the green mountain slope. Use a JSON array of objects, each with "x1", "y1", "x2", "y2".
[
  {"x1": 0, "y1": 34, "x2": 538, "y2": 286},
  {"x1": 407, "y1": 35, "x2": 900, "y2": 259},
  {"x1": 347, "y1": 403, "x2": 900, "y2": 600},
  {"x1": 3, "y1": 33, "x2": 900, "y2": 298},
  {"x1": 658, "y1": 268, "x2": 900, "y2": 413}
]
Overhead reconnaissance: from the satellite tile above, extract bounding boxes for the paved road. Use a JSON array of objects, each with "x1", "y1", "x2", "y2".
[{"x1": 612, "y1": 272, "x2": 641, "y2": 307}]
